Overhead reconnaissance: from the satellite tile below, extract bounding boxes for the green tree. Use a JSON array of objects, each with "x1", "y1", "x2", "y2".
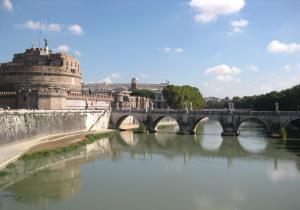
[
  {"x1": 232, "y1": 84, "x2": 300, "y2": 111},
  {"x1": 131, "y1": 89, "x2": 155, "y2": 99},
  {"x1": 162, "y1": 85, "x2": 205, "y2": 109}
]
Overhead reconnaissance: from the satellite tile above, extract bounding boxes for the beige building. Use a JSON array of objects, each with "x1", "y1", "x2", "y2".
[
  {"x1": 82, "y1": 77, "x2": 169, "y2": 109},
  {"x1": 0, "y1": 41, "x2": 113, "y2": 110},
  {"x1": 112, "y1": 90, "x2": 150, "y2": 110}
]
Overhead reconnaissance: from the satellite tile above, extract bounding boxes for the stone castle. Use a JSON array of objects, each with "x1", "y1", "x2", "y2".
[{"x1": 0, "y1": 41, "x2": 113, "y2": 109}]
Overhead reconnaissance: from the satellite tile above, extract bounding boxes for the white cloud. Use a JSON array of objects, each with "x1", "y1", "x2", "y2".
[
  {"x1": 205, "y1": 64, "x2": 241, "y2": 75},
  {"x1": 159, "y1": 47, "x2": 184, "y2": 54},
  {"x1": 231, "y1": 19, "x2": 248, "y2": 28},
  {"x1": 267, "y1": 40, "x2": 300, "y2": 54},
  {"x1": 205, "y1": 65, "x2": 241, "y2": 82},
  {"x1": 189, "y1": 0, "x2": 245, "y2": 23},
  {"x1": 75, "y1": 50, "x2": 81, "y2": 56},
  {"x1": 2, "y1": 0, "x2": 13, "y2": 11},
  {"x1": 47, "y1": 23, "x2": 61, "y2": 32},
  {"x1": 22, "y1": 20, "x2": 41, "y2": 30},
  {"x1": 22, "y1": 20, "x2": 62, "y2": 32},
  {"x1": 101, "y1": 73, "x2": 120, "y2": 83},
  {"x1": 216, "y1": 75, "x2": 234, "y2": 81},
  {"x1": 21, "y1": 20, "x2": 84, "y2": 35},
  {"x1": 246, "y1": 64, "x2": 259, "y2": 72},
  {"x1": 56, "y1": 45, "x2": 70, "y2": 53},
  {"x1": 68, "y1": 24, "x2": 83, "y2": 35},
  {"x1": 230, "y1": 19, "x2": 249, "y2": 33}
]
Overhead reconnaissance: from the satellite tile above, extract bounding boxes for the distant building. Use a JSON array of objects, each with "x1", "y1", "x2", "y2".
[
  {"x1": 82, "y1": 78, "x2": 169, "y2": 109},
  {"x1": 204, "y1": 97, "x2": 223, "y2": 108},
  {"x1": 131, "y1": 77, "x2": 138, "y2": 90},
  {"x1": 112, "y1": 90, "x2": 150, "y2": 110},
  {"x1": 0, "y1": 41, "x2": 113, "y2": 110}
]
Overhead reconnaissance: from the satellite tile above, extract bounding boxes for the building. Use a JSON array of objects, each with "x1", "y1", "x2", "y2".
[
  {"x1": 82, "y1": 78, "x2": 169, "y2": 109},
  {"x1": 0, "y1": 41, "x2": 113, "y2": 110},
  {"x1": 112, "y1": 90, "x2": 150, "y2": 110}
]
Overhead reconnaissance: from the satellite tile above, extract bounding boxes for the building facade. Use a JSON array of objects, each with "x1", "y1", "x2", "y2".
[
  {"x1": 82, "y1": 78, "x2": 169, "y2": 109},
  {"x1": 0, "y1": 42, "x2": 113, "y2": 110}
]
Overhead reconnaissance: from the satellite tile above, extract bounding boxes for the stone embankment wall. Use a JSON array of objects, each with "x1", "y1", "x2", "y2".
[{"x1": 0, "y1": 109, "x2": 111, "y2": 145}]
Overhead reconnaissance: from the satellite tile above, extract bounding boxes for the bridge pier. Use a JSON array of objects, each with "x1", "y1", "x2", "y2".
[
  {"x1": 221, "y1": 124, "x2": 238, "y2": 136},
  {"x1": 110, "y1": 110, "x2": 300, "y2": 138}
]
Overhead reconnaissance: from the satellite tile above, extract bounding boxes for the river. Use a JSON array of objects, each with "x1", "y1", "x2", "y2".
[{"x1": 0, "y1": 120, "x2": 300, "y2": 210}]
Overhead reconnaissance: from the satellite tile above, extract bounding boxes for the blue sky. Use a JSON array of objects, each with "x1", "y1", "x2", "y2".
[{"x1": 0, "y1": 0, "x2": 300, "y2": 97}]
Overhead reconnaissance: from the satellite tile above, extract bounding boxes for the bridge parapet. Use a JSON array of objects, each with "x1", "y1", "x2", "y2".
[{"x1": 110, "y1": 109, "x2": 300, "y2": 137}]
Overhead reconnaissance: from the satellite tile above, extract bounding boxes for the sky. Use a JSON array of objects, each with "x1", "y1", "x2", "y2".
[{"x1": 0, "y1": 0, "x2": 300, "y2": 98}]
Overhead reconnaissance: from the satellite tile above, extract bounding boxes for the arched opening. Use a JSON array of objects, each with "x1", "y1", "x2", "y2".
[
  {"x1": 237, "y1": 118, "x2": 269, "y2": 137},
  {"x1": 194, "y1": 117, "x2": 223, "y2": 151},
  {"x1": 116, "y1": 115, "x2": 141, "y2": 131},
  {"x1": 153, "y1": 116, "x2": 179, "y2": 133},
  {"x1": 285, "y1": 118, "x2": 300, "y2": 138},
  {"x1": 237, "y1": 119, "x2": 269, "y2": 153}
]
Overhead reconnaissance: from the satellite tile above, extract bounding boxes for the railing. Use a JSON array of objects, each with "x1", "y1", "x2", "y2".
[
  {"x1": 112, "y1": 109, "x2": 300, "y2": 115},
  {"x1": 0, "y1": 91, "x2": 17, "y2": 96},
  {"x1": 66, "y1": 92, "x2": 114, "y2": 101}
]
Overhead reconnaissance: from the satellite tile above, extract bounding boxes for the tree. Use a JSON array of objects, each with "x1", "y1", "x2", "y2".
[
  {"x1": 131, "y1": 89, "x2": 155, "y2": 99},
  {"x1": 162, "y1": 85, "x2": 205, "y2": 109},
  {"x1": 232, "y1": 84, "x2": 300, "y2": 111},
  {"x1": 123, "y1": 96, "x2": 129, "y2": 102}
]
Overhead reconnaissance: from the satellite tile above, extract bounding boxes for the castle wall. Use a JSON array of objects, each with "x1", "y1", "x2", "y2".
[
  {"x1": 0, "y1": 110, "x2": 111, "y2": 145},
  {"x1": 38, "y1": 97, "x2": 66, "y2": 110},
  {"x1": 0, "y1": 47, "x2": 113, "y2": 110},
  {"x1": 0, "y1": 92, "x2": 18, "y2": 109},
  {"x1": 0, "y1": 66, "x2": 82, "y2": 91}
]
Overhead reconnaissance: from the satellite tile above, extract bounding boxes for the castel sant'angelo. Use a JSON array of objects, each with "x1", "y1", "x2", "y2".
[{"x1": 0, "y1": 40, "x2": 113, "y2": 110}]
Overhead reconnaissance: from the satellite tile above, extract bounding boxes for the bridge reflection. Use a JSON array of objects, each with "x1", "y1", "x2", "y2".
[
  {"x1": 114, "y1": 130, "x2": 299, "y2": 166},
  {"x1": 2, "y1": 132, "x2": 300, "y2": 206}
]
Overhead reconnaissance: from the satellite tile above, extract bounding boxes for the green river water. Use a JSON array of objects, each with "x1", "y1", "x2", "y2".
[{"x1": 0, "y1": 121, "x2": 300, "y2": 210}]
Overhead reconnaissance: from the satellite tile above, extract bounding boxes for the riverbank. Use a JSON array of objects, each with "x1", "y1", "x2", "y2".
[{"x1": 0, "y1": 129, "x2": 115, "y2": 171}]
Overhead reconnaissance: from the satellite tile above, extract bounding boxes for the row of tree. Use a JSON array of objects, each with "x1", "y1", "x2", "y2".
[
  {"x1": 232, "y1": 84, "x2": 300, "y2": 111},
  {"x1": 131, "y1": 83, "x2": 300, "y2": 111},
  {"x1": 162, "y1": 85, "x2": 205, "y2": 109},
  {"x1": 131, "y1": 89, "x2": 155, "y2": 99}
]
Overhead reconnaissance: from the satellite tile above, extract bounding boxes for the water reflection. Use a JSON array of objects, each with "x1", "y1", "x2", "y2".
[
  {"x1": 196, "y1": 119, "x2": 223, "y2": 151},
  {"x1": 6, "y1": 161, "x2": 81, "y2": 204},
  {"x1": 119, "y1": 131, "x2": 140, "y2": 146},
  {"x1": 1, "y1": 125, "x2": 300, "y2": 210},
  {"x1": 238, "y1": 121, "x2": 268, "y2": 153}
]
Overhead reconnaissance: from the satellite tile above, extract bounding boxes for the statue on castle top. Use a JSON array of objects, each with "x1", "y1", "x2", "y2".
[{"x1": 44, "y1": 39, "x2": 48, "y2": 48}]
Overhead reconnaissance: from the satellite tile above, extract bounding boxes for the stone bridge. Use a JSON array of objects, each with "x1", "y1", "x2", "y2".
[{"x1": 110, "y1": 109, "x2": 300, "y2": 137}]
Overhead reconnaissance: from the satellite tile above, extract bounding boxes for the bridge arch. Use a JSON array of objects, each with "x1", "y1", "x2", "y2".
[
  {"x1": 283, "y1": 117, "x2": 300, "y2": 138},
  {"x1": 152, "y1": 115, "x2": 179, "y2": 132},
  {"x1": 236, "y1": 117, "x2": 270, "y2": 135},
  {"x1": 191, "y1": 117, "x2": 224, "y2": 134},
  {"x1": 283, "y1": 117, "x2": 300, "y2": 129},
  {"x1": 115, "y1": 115, "x2": 143, "y2": 131}
]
